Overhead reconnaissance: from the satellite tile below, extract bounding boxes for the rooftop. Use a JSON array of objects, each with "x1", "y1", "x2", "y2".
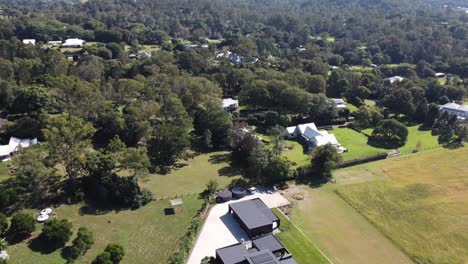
[{"x1": 229, "y1": 198, "x2": 279, "y2": 230}]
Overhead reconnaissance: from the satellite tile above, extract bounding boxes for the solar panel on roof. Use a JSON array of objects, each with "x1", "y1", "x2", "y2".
[{"x1": 246, "y1": 250, "x2": 279, "y2": 264}]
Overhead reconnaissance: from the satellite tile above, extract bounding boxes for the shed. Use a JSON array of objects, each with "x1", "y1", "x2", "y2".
[{"x1": 170, "y1": 198, "x2": 183, "y2": 214}]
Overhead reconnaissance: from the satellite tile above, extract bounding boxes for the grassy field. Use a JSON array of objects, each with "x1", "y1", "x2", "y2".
[
  {"x1": 331, "y1": 128, "x2": 387, "y2": 160},
  {"x1": 141, "y1": 151, "x2": 241, "y2": 199},
  {"x1": 289, "y1": 185, "x2": 413, "y2": 264},
  {"x1": 336, "y1": 147, "x2": 468, "y2": 264},
  {"x1": 0, "y1": 162, "x2": 9, "y2": 182},
  {"x1": 7, "y1": 196, "x2": 204, "y2": 264},
  {"x1": 273, "y1": 209, "x2": 330, "y2": 264},
  {"x1": 281, "y1": 140, "x2": 310, "y2": 167}
]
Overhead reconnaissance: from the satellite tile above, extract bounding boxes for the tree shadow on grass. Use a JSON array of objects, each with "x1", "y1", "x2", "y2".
[
  {"x1": 28, "y1": 236, "x2": 63, "y2": 255},
  {"x1": 208, "y1": 153, "x2": 231, "y2": 164},
  {"x1": 218, "y1": 166, "x2": 242, "y2": 177},
  {"x1": 367, "y1": 138, "x2": 404, "y2": 150}
]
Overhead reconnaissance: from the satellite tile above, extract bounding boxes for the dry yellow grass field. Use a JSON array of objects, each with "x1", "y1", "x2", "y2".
[{"x1": 336, "y1": 147, "x2": 468, "y2": 263}]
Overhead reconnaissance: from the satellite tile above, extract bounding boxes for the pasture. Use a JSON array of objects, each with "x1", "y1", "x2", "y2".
[
  {"x1": 336, "y1": 147, "x2": 468, "y2": 263},
  {"x1": 6, "y1": 195, "x2": 204, "y2": 264},
  {"x1": 273, "y1": 209, "x2": 330, "y2": 264}
]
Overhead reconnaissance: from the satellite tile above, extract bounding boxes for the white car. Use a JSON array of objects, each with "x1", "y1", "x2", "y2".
[{"x1": 248, "y1": 187, "x2": 257, "y2": 194}]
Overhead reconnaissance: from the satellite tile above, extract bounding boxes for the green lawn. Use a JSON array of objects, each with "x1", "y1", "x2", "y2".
[
  {"x1": 273, "y1": 209, "x2": 330, "y2": 264},
  {"x1": 281, "y1": 140, "x2": 310, "y2": 167},
  {"x1": 7, "y1": 196, "x2": 204, "y2": 264},
  {"x1": 141, "y1": 151, "x2": 241, "y2": 199},
  {"x1": 346, "y1": 103, "x2": 359, "y2": 113},
  {"x1": 0, "y1": 162, "x2": 9, "y2": 182},
  {"x1": 140, "y1": 45, "x2": 160, "y2": 52},
  {"x1": 336, "y1": 147, "x2": 468, "y2": 264},
  {"x1": 358, "y1": 125, "x2": 440, "y2": 154},
  {"x1": 331, "y1": 128, "x2": 387, "y2": 160}
]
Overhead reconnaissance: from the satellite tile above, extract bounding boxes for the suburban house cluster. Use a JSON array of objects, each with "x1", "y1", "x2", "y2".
[
  {"x1": 439, "y1": 102, "x2": 468, "y2": 121},
  {"x1": 0, "y1": 137, "x2": 38, "y2": 162},
  {"x1": 286, "y1": 122, "x2": 347, "y2": 152},
  {"x1": 216, "y1": 198, "x2": 297, "y2": 264}
]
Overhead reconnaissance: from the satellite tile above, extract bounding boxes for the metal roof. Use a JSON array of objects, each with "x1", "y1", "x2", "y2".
[
  {"x1": 252, "y1": 234, "x2": 284, "y2": 253},
  {"x1": 229, "y1": 198, "x2": 279, "y2": 230},
  {"x1": 170, "y1": 198, "x2": 183, "y2": 206}
]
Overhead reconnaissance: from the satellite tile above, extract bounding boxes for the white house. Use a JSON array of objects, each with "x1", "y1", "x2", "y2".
[
  {"x1": 286, "y1": 122, "x2": 346, "y2": 152},
  {"x1": 385, "y1": 76, "x2": 404, "y2": 84},
  {"x1": 332, "y1": 98, "x2": 347, "y2": 109},
  {"x1": 222, "y1": 98, "x2": 239, "y2": 111},
  {"x1": 0, "y1": 137, "x2": 38, "y2": 162},
  {"x1": 47, "y1": 40, "x2": 62, "y2": 46},
  {"x1": 62, "y1": 38, "x2": 85, "y2": 48},
  {"x1": 22, "y1": 39, "x2": 36, "y2": 45},
  {"x1": 435, "y1": 72, "x2": 446, "y2": 78},
  {"x1": 439, "y1": 102, "x2": 468, "y2": 120}
]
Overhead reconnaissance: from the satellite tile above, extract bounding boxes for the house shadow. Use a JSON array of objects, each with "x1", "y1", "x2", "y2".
[{"x1": 219, "y1": 213, "x2": 249, "y2": 242}]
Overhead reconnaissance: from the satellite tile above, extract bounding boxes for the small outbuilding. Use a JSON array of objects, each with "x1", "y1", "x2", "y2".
[
  {"x1": 170, "y1": 198, "x2": 184, "y2": 214},
  {"x1": 23, "y1": 39, "x2": 36, "y2": 45}
]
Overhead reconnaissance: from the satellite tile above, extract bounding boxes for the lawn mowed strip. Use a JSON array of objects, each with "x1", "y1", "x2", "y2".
[
  {"x1": 7, "y1": 195, "x2": 204, "y2": 264},
  {"x1": 336, "y1": 147, "x2": 468, "y2": 263},
  {"x1": 273, "y1": 209, "x2": 330, "y2": 264},
  {"x1": 0, "y1": 161, "x2": 9, "y2": 182}
]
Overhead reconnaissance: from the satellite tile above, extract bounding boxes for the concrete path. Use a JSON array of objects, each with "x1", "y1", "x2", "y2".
[{"x1": 187, "y1": 191, "x2": 289, "y2": 264}]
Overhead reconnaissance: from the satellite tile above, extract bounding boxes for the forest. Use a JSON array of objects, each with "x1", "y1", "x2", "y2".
[{"x1": 0, "y1": 0, "x2": 466, "y2": 262}]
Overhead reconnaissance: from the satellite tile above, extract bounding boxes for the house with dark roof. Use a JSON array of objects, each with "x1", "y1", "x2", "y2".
[
  {"x1": 215, "y1": 234, "x2": 297, "y2": 264},
  {"x1": 228, "y1": 198, "x2": 279, "y2": 238}
]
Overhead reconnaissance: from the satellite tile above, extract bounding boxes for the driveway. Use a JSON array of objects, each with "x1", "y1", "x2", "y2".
[{"x1": 186, "y1": 190, "x2": 290, "y2": 264}]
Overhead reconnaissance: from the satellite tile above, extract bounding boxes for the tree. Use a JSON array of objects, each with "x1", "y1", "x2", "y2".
[
  {"x1": 424, "y1": 103, "x2": 440, "y2": 127},
  {"x1": 267, "y1": 125, "x2": 287, "y2": 155},
  {"x1": 306, "y1": 75, "x2": 326, "y2": 94},
  {"x1": 105, "y1": 243, "x2": 125, "y2": 264},
  {"x1": 382, "y1": 88, "x2": 415, "y2": 117},
  {"x1": 0, "y1": 213, "x2": 8, "y2": 235},
  {"x1": 311, "y1": 144, "x2": 342, "y2": 179},
  {"x1": 147, "y1": 123, "x2": 191, "y2": 170},
  {"x1": 43, "y1": 114, "x2": 96, "y2": 192},
  {"x1": 201, "y1": 179, "x2": 218, "y2": 201},
  {"x1": 68, "y1": 227, "x2": 94, "y2": 260},
  {"x1": 371, "y1": 119, "x2": 408, "y2": 147},
  {"x1": 92, "y1": 252, "x2": 112, "y2": 264},
  {"x1": 41, "y1": 218, "x2": 73, "y2": 247},
  {"x1": 262, "y1": 156, "x2": 293, "y2": 183},
  {"x1": 8, "y1": 213, "x2": 35, "y2": 240},
  {"x1": 194, "y1": 100, "x2": 233, "y2": 148},
  {"x1": 10, "y1": 85, "x2": 51, "y2": 115},
  {"x1": 12, "y1": 147, "x2": 55, "y2": 205},
  {"x1": 353, "y1": 105, "x2": 383, "y2": 129}
]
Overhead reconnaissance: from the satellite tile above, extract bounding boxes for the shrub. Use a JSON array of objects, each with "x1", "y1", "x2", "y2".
[
  {"x1": 41, "y1": 219, "x2": 73, "y2": 247},
  {"x1": 8, "y1": 213, "x2": 35, "y2": 240},
  {"x1": 105, "y1": 243, "x2": 125, "y2": 263},
  {"x1": 0, "y1": 213, "x2": 8, "y2": 235},
  {"x1": 68, "y1": 227, "x2": 94, "y2": 259},
  {"x1": 131, "y1": 189, "x2": 153, "y2": 209},
  {"x1": 92, "y1": 252, "x2": 112, "y2": 264}
]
